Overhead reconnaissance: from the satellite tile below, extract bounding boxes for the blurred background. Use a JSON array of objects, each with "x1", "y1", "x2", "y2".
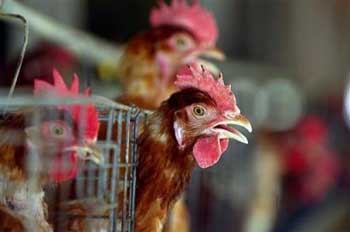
[{"x1": 1, "y1": 0, "x2": 349, "y2": 231}]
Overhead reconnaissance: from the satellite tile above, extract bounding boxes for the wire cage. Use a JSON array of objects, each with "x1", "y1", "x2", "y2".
[{"x1": 0, "y1": 96, "x2": 145, "y2": 232}]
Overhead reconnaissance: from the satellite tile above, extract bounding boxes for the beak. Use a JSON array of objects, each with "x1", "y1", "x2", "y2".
[
  {"x1": 199, "y1": 47, "x2": 226, "y2": 61},
  {"x1": 187, "y1": 47, "x2": 225, "y2": 76},
  {"x1": 64, "y1": 143, "x2": 104, "y2": 164},
  {"x1": 211, "y1": 114, "x2": 252, "y2": 144}
]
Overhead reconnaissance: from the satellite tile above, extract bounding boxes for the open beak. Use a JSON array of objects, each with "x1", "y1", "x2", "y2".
[
  {"x1": 64, "y1": 143, "x2": 104, "y2": 164},
  {"x1": 211, "y1": 114, "x2": 252, "y2": 144}
]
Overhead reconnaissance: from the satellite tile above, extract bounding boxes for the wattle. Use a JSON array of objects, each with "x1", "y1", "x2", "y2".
[
  {"x1": 49, "y1": 152, "x2": 78, "y2": 182},
  {"x1": 193, "y1": 134, "x2": 229, "y2": 168}
]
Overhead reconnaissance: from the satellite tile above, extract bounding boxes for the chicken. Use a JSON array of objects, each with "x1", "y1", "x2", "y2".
[
  {"x1": 59, "y1": 66, "x2": 252, "y2": 232},
  {"x1": 134, "y1": 66, "x2": 252, "y2": 231},
  {"x1": 116, "y1": 0, "x2": 224, "y2": 110},
  {"x1": 116, "y1": 1, "x2": 224, "y2": 230},
  {"x1": 0, "y1": 70, "x2": 102, "y2": 231}
]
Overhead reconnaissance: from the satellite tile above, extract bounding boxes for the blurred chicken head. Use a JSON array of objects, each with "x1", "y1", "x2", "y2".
[
  {"x1": 118, "y1": 0, "x2": 224, "y2": 106},
  {"x1": 150, "y1": 0, "x2": 224, "y2": 80},
  {"x1": 27, "y1": 69, "x2": 102, "y2": 182}
]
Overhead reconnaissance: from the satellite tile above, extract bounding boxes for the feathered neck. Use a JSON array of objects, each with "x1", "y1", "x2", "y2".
[
  {"x1": 138, "y1": 103, "x2": 195, "y2": 164},
  {"x1": 0, "y1": 113, "x2": 41, "y2": 183},
  {"x1": 136, "y1": 104, "x2": 195, "y2": 215}
]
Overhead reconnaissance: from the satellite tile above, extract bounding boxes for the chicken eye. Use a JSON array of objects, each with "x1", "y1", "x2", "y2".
[
  {"x1": 176, "y1": 38, "x2": 187, "y2": 48},
  {"x1": 193, "y1": 105, "x2": 206, "y2": 117},
  {"x1": 50, "y1": 125, "x2": 66, "y2": 137},
  {"x1": 43, "y1": 121, "x2": 72, "y2": 140},
  {"x1": 173, "y1": 35, "x2": 192, "y2": 51}
]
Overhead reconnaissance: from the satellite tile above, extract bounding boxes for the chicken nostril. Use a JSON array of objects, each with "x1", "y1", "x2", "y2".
[{"x1": 224, "y1": 112, "x2": 237, "y2": 119}]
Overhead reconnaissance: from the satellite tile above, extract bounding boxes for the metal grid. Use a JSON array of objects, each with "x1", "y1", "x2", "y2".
[{"x1": 0, "y1": 96, "x2": 144, "y2": 232}]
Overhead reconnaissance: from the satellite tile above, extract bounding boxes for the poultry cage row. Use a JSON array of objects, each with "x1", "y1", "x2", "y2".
[{"x1": 0, "y1": 96, "x2": 145, "y2": 232}]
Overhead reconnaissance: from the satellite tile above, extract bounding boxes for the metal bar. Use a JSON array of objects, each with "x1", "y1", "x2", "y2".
[
  {"x1": 96, "y1": 151, "x2": 105, "y2": 198},
  {"x1": 98, "y1": 110, "x2": 115, "y2": 198},
  {"x1": 75, "y1": 173, "x2": 85, "y2": 198},
  {"x1": 128, "y1": 109, "x2": 142, "y2": 232},
  {"x1": 0, "y1": 11, "x2": 29, "y2": 114},
  {"x1": 75, "y1": 104, "x2": 92, "y2": 198},
  {"x1": 1, "y1": 0, "x2": 123, "y2": 64},
  {"x1": 58, "y1": 109, "x2": 75, "y2": 229},
  {"x1": 110, "y1": 111, "x2": 122, "y2": 231},
  {"x1": 122, "y1": 110, "x2": 132, "y2": 231},
  {"x1": 26, "y1": 109, "x2": 41, "y2": 231},
  {"x1": 72, "y1": 163, "x2": 136, "y2": 171},
  {"x1": 86, "y1": 100, "x2": 96, "y2": 197},
  {"x1": 86, "y1": 163, "x2": 95, "y2": 197}
]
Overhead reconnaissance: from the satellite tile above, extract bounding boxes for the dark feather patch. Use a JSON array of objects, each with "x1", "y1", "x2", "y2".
[{"x1": 165, "y1": 88, "x2": 216, "y2": 111}]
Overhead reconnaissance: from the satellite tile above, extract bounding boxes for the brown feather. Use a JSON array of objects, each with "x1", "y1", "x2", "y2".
[
  {"x1": 0, "y1": 204, "x2": 25, "y2": 231},
  {"x1": 134, "y1": 88, "x2": 215, "y2": 232},
  {"x1": 0, "y1": 112, "x2": 53, "y2": 231},
  {"x1": 163, "y1": 198, "x2": 190, "y2": 232}
]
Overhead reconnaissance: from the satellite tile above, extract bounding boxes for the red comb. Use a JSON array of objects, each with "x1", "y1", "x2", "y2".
[
  {"x1": 34, "y1": 69, "x2": 99, "y2": 140},
  {"x1": 34, "y1": 69, "x2": 82, "y2": 97},
  {"x1": 175, "y1": 65, "x2": 237, "y2": 113},
  {"x1": 150, "y1": 0, "x2": 218, "y2": 46}
]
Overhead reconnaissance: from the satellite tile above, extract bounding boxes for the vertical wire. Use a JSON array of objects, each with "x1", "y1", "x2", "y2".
[
  {"x1": 110, "y1": 111, "x2": 122, "y2": 231},
  {"x1": 99, "y1": 109, "x2": 114, "y2": 198},
  {"x1": 84, "y1": 110, "x2": 96, "y2": 198},
  {"x1": 344, "y1": 1, "x2": 350, "y2": 128},
  {"x1": 26, "y1": 107, "x2": 41, "y2": 231},
  {"x1": 104, "y1": 108, "x2": 114, "y2": 201},
  {"x1": 75, "y1": 102, "x2": 89, "y2": 200},
  {"x1": 128, "y1": 108, "x2": 141, "y2": 232},
  {"x1": 0, "y1": 12, "x2": 28, "y2": 113},
  {"x1": 122, "y1": 110, "x2": 131, "y2": 231},
  {"x1": 59, "y1": 107, "x2": 74, "y2": 231}
]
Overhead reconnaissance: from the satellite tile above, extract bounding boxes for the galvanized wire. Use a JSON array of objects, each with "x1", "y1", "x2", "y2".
[
  {"x1": 0, "y1": 96, "x2": 145, "y2": 231},
  {"x1": 0, "y1": 11, "x2": 29, "y2": 113}
]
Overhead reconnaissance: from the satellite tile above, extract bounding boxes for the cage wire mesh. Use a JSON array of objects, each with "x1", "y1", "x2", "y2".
[{"x1": 0, "y1": 96, "x2": 144, "y2": 231}]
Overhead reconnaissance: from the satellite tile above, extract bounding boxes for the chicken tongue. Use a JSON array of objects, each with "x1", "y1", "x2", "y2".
[{"x1": 193, "y1": 134, "x2": 229, "y2": 168}]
